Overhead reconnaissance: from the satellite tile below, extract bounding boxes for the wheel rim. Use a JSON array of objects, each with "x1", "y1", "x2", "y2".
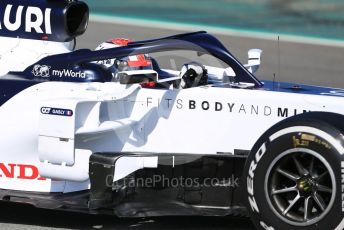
[{"x1": 264, "y1": 148, "x2": 336, "y2": 226}]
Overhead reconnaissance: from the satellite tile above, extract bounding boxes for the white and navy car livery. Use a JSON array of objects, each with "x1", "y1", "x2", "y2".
[{"x1": 1, "y1": 1, "x2": 344, "y2": 230}]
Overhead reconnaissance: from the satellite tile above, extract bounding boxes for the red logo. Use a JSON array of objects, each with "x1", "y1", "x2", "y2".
[{"x1": 0, "y1": 163, "x2": 45, "y2": 180}]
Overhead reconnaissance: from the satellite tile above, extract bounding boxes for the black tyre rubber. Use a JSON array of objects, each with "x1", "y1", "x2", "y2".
[{"x1": 243, "y1": 112, "x2": 344, "y2": 230}]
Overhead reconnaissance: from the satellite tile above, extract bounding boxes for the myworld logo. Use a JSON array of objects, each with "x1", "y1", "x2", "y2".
[
  {"x1": 0, "y1": 4, "x2": 51, "y2": 34},
  {"x1": 52, "y1": 69, "x2": 86, "y2": 79},
  {"x1": 32, "y1": 64, "x2": 51, "y2": 78}
]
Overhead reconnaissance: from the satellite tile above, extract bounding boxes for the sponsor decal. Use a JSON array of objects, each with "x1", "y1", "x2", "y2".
[
  {"x1": 52, "y1": 69, "x2": 86, "y2": 79},
  {"x1": 41, "y1": 107, "x2": 73, "y2": 117},
  {"x1": 0, "y1": 163, "x2": 45, "y2": 180},
  {"x1": 32, "y1": 64, "x2": 51, "y2": 78},
  {"x1": 145, "y1": 97, "x2": 309, "y2": 118},
  {"x1": 32, "y1": 65, "x2": 87, "y2": 79},
  {"x1": 0, "y1": 4, "x2": 51, "y2": 34},
  {"x1": 246, "y1": 143, "x2": 267, "y2": 213}
]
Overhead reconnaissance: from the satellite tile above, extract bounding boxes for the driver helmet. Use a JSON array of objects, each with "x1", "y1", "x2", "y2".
[{"x1": 95, "y1": 38, "x2": 153, "y2": 81}]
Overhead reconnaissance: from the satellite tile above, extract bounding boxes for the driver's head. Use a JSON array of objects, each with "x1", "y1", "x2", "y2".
[
  {"x1": 180, "y1": 62, "x2": 208, "y2": 88},
  {"x1": 95, "y1": 38, "x2": 153, "y2": 80}
]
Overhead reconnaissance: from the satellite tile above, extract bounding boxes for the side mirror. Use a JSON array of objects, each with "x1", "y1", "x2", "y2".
[{"x1": 244, "y1": 49, "x2": 262, "y2": 74}]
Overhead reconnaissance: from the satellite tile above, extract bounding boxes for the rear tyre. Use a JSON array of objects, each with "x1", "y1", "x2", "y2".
[{"x1": 243, "y1": 113, "x2": 344, "y2": 230}]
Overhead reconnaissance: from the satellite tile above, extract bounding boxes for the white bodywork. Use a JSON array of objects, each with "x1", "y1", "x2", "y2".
[
  {"x1": 0, "y1": 77, "x2": 343, "y2": 193},
  {"x1": 0, "y1": 34, "x2": 343, "y2": 194},
  {"x1": 0, "y1": 37, "x2": 72, "y2": 76}
]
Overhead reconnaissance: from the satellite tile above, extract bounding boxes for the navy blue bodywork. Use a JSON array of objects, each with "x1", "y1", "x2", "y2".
[
  {"x1": 260, "y1": 80, "x2": 344, "y2": 97},
  {"x1": 16, "y1": 31, "x2": 263, "y2": 86},
  {"x1": 2, "y1": 31, "x2": 343, "y2": 107},
  {"x1": 0, "y1": 76, "x2": 39, "y2": 106}
]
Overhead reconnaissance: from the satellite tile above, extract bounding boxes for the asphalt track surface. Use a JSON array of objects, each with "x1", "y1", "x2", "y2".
[{"x1": 1, "y1": 20, "x2": 344, "y2": 229}]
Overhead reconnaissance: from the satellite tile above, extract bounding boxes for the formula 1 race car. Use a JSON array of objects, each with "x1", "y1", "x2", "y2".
[{"x1": 1, "y1": 1, "x2": 344, "y2": 230}]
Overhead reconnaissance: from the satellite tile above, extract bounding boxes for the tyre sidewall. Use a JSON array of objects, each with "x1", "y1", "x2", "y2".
[{"x1": 244, "y1": 119, "x2": 344, "y2": 230}]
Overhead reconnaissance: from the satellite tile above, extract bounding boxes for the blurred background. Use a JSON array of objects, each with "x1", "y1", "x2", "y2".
[
  {"x1": 79, "y1": 0, "x2": 344, "y2": 88},
  {"x1": 88, "y1": 0, "x2": 344, "y2": 40}
]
